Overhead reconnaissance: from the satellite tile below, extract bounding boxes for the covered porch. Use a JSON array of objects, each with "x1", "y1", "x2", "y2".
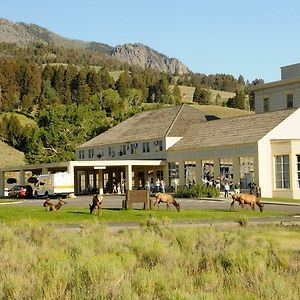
[{"x1": 0, "y1": 160, "x2": 167, "y2": 197}]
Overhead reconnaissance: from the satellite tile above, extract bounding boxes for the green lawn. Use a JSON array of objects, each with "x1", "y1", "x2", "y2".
[
  {"x1": 261, "y1": 197, "x2": 300, "y2": 204},
  {"x1": 0, "y1": 206, "x2": 289, "y2": 224}
]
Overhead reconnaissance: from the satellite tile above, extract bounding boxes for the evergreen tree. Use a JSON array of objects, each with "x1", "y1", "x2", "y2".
[{"x1": 116, "y1": 70, "x2": 131, "y2": 98}]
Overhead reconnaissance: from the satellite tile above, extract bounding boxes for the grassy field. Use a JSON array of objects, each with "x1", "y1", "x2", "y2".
[
  {"x1": 0, "y1": 221, "x2": 299, "y2": 299},
  {"x1": 192, "y1": 104, "x2": 254, "y2": 118},
  {"x1": 0, "y1": 205, "x2": 290, "y2": 224}
]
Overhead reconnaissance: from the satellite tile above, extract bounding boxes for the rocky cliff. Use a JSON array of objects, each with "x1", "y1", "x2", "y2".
[{"x1": 111, "y1": 43, "x2": 189, "y2": 74}]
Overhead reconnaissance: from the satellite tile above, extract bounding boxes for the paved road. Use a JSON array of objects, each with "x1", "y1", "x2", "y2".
[
  {"x1": 7, "y1": 194, "x2": 300, "y2": 215},
  {"x1": 3, "y1": 195, "x2": 300, "y2": 231}
]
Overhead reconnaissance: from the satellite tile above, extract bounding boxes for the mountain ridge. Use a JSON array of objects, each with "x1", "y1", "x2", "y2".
[{"x1": 0, "y1": 18, "x2": 189, "y2": 74}]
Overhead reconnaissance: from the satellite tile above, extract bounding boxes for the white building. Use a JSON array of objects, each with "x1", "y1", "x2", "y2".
[{"x1": 1, "y1": 63, "x2": 300, "y2": 199}]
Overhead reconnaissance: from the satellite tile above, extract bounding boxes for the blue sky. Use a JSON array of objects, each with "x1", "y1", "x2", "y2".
[{"x1": 1, "y1": 0, "x2": 300, "y2": 82}]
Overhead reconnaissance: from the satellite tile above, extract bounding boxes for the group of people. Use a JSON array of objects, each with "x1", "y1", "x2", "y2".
[
  {"x1": 108, "y1": 180, "x2": 125, "y2": 194},
  {"x1": 145, "y1": 178, "x2": 165, "y2": 193}
]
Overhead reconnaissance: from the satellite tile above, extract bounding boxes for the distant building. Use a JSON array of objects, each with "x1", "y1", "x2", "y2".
[{"x1": 252, "y1": 63, "x2": 300, "y2": 113}]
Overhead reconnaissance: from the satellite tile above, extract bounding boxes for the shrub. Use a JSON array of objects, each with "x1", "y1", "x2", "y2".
[{"x1": 175, "y1": 184, "x2": 220, "y2": 198}]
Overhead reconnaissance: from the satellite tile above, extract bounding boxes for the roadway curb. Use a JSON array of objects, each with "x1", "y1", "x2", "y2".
[{"x1": 0, "y1": 200, "x2": 24, "y2": 205}]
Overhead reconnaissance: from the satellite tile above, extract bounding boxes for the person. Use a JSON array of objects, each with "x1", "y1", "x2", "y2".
[
  {"x1": 145, "y1": 180, "x2": 151, "y2": 192},
  {"x1": 173, "y1": 178, "x2": 178, "y2": 193},
  {"x1": 121, "y1": 180, "x2": 125, "y2": 194},
  {"x1": 160, "y1": 179, "x2": 165, "y2": 193},
  {"x1": 156, "y1": 178, "x2": 161, "y2": 192},
  {"x1": 215, "y1": 180, "x2": 221, "y2": 190},
  {"x1": 248, "y1": 180, "x2": 256, "y2": 195},
  {"x1": 233, "y1": 182, "x2": 240, "y2": 194},
  {"x1": 224, "y1": 182, "x2": 230, "y2": 198},
  {"x1": 117, "y1": 182, "x2": 121, "y2": 194}
]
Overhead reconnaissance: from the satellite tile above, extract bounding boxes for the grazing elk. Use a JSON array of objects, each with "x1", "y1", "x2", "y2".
[
  {"x1": 43, "y1": 198, "x2": 67, "y2": 211},
  {"x1": 153, "y1": 192, "x2": 180, "y2": 212},
  {"x1": 89, "y1": 194, "x2": 104, "y2": 214},
  {"x1": 230, "y1": 193, "x2": 264, "y2": 212}
]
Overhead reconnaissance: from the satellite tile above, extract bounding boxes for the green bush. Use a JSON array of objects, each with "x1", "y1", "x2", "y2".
[{"x1": 175, "y1": 184, "x2": 220, "y2": 198}]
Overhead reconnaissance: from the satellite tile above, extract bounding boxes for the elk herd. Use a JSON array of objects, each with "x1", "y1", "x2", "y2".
[{"x1": 42, "y1": 188, "x2": 264, "y2": 214}]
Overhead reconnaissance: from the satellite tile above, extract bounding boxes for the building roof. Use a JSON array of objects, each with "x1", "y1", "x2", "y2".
[
  {"x1": 77, "y1": 104, "x2": 207, "y2": 149},
  {"x1": 168, "y1": 108, "x2": 297, "y2": 151},
  {"x1": 251, "y1": 76, "x2": 300, "y2": 91}
]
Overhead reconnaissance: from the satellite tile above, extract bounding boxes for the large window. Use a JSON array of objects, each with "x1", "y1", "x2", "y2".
[
  {"x1": 220, "y1": 158, "x2": 233, "y2": 183},
  {"x1": 240, "y1": 156, "x2": 254, "y2": 189},
  {"x1": 263, "y1": 98, "x2": 269, "y2": 112},
  {"x1": 202, "y1": 160, "x2": 214, "y2": 181},
  {"x1": 286, "y1": 93, "x2": 294, "y2": 109},
  {"x1": 168, "y1": 162, "x2": 179, "y2": 189},
  {"x1": 297, "y1": 155, "x2": 300, "y2": 188},
  {"x1": 184, "y1": 161, "x2": 196, "y2": 187},
  {"x1": 275, "y1": 155, "x2": 290, "y2": 189}
]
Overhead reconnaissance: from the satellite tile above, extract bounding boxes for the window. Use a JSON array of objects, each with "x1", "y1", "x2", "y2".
[
  {"x1": 156, "y1": 170, "x2": 163, "y2": 180},
  {"x1": 239, "y1": 157, "x2": 254, "y2": 189},
  {"x1": 220, "y1": 158, "x2": 233, "y2": 182},
  {"x1": 184, "y1": 161, "x2": 196, "y2": 186},
  {"x1": 168, "y1": 162, "x2": 179, "y2": 187},
  {"x1": 202, "y1": 160, "x2": 214, "y2": 181},
  {"x1": 108, "y1": 146, "x2": 115, "y2": 157},
  {"x1": 158, "y1": 140, "x2": 163, "y2": 151},
  {"x1": 297, "y1": 155, "x2": 300, "y2": 188},
  {"x1": 275, "y1": 155, "x2": 290, "y2": 189},
  {"x1": 130, "y1": 143, "x2": 138, "y2": 154},
  {"x1": 263, "y1": 98, "x2": 269, "y2": 112},
  {"x1": 286, "y1": 93, "x2": 294, "y2": 108},
  {"x1": 143, "y1": 142, "x2": 150, "y2": 153},
  {"x1": 79, "y1": 150, "x2": 85, "y2": 159},
  {"x1": 88, "y1": 149, "x2": 94, "y2": 159}
]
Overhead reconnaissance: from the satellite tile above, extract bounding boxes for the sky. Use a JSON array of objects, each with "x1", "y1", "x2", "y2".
[{"x1": 1, "y1": 0, "x2": 300, "y2": 82}]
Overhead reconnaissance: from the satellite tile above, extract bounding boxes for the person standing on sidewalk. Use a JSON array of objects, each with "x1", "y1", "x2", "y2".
[{"x1": 224, "y1": 182, "x2": 230, "y2": 198}]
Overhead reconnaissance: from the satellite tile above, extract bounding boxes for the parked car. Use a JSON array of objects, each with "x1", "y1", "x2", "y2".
[{"x1": 8, "y1": 185, "x2": 33, "y2": 199}]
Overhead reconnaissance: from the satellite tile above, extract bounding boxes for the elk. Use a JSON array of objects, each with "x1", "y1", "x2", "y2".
[
  {"x1": 153, "y1": 192, "x2": 180, "y2": 212},
  {"x1": 89, "y1": 194, "x2": 104, "y2": 214},
  {"x1": 43, "y1": 198, "x2": 67, "y2": 211},
  {"x1": 230, "y1": 193, "x2": 264, "y2": 212}
]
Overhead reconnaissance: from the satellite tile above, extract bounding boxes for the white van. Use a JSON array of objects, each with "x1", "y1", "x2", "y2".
[{"x1": 33, "y1": 172, "x2": 74, "y2": 198}]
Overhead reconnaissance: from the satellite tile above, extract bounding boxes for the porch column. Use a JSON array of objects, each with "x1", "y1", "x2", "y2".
[
  {"x1": 98, "y1": 169, "x2": 104, "y2": 194},
  {"x1": 195, "y1": 160, "x2": 202, "y2": 184},
  {"x1": 233, "y1": 156, "x2": 240, "y2": 185},
  {"x1": 214, "y1": 158, "x2": 220, "y2": 181},
  {"x1": 67, "y1": 162, "x2": 74, "y2": 175},
  {"x1": 178, "y1": 161, "x2": 185, "y2": 186},
  {"x1": 125, "y1": 164, "x2": 133, "y2": 191},
  {"x1": 20, "y1": 170, "x2": 25, "y2": 185},
  {"x1": 163, "y1": 164, "x2": 169, "y2": 186},
  {"x1": 0, "y1": 170, "x2": 4, "y2": 197}
]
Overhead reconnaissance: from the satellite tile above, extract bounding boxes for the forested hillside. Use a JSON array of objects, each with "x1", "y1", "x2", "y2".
[{"x1": 0, "y1": 20, "x2": 264, "y2": 165}]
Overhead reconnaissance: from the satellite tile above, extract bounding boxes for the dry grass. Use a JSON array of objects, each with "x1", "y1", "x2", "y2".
[
  {"x1": 0, "y1": 221, "x2": 299, "y2": 299},
  {"x1": 0, "y1": 141, "x2": 25, "y2": 168},
  {"x1": 192, "y1": 103, "x2": 254, "y2": 118}
]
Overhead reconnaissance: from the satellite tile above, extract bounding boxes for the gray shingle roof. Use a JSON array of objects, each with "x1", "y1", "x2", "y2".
[
  {"x1": 168, "y1": 108, "x2": 297, "y2": 151},
  {"x1": 77, "y1": 104, "x2": 207, "y2": 148}
]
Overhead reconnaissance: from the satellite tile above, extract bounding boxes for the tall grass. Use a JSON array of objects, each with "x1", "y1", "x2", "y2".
[{"x1": 0, "y1": 220, "x2": 299, "y2": 299}]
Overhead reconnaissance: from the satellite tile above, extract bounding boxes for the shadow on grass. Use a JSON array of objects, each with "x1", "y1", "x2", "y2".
[{"x1": 211, "y1": 208, "x2": 236, "y2": 213}]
